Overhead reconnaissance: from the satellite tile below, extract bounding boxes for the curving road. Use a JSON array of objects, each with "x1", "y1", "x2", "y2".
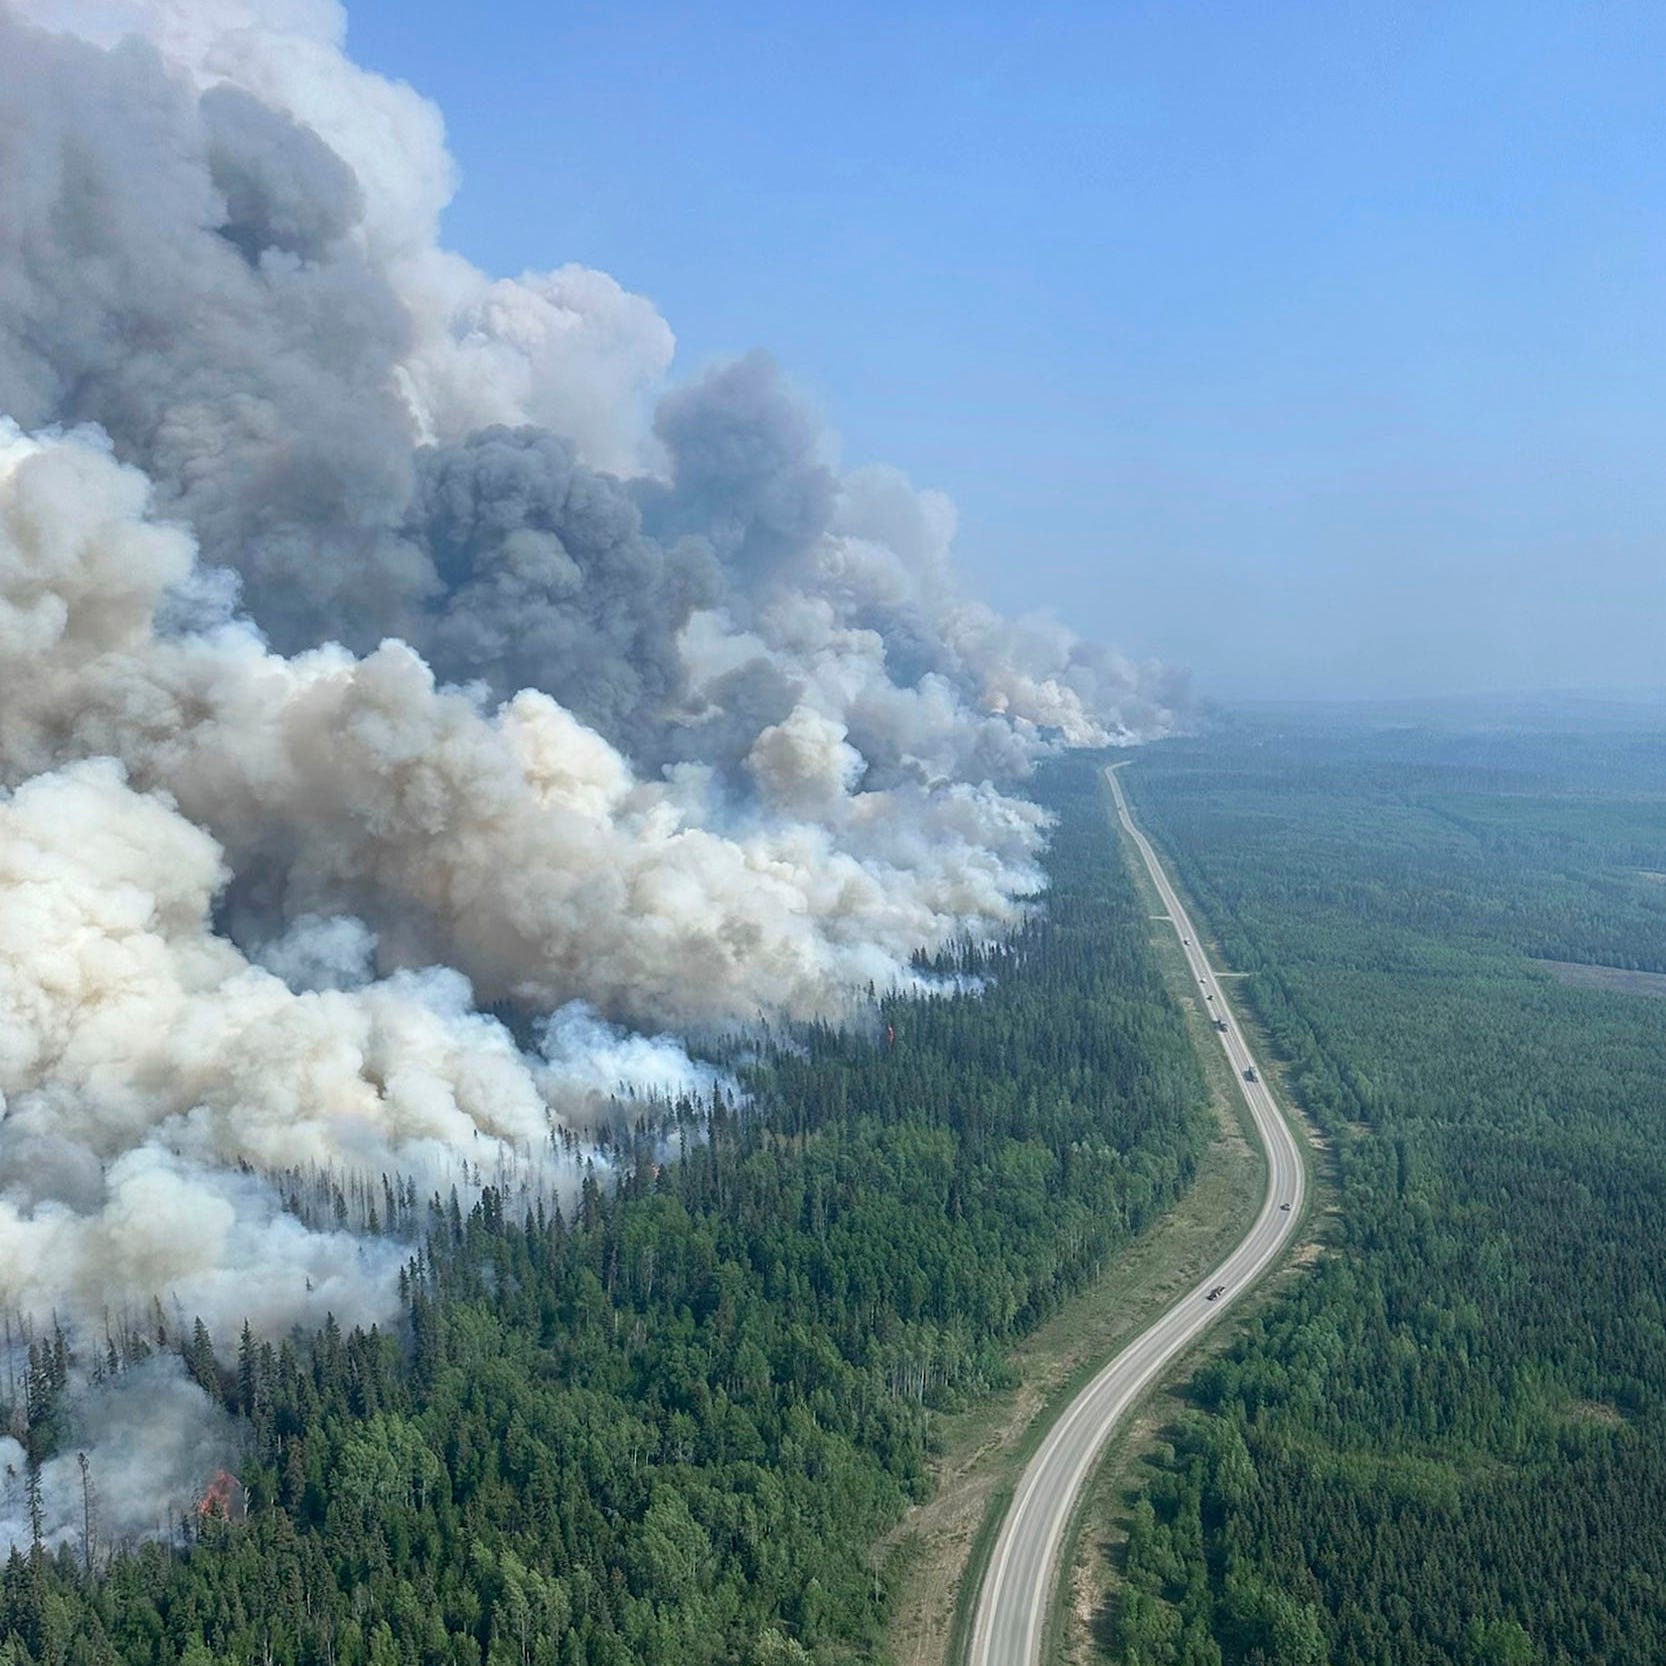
[{"x1": 966, "y1": 763, "x2": 1306, "y2": 1666}]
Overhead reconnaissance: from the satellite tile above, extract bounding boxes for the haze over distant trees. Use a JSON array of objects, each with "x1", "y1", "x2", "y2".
[{"x1": 1107, "y1": 720, "x2": 1666, "y2": 1666}]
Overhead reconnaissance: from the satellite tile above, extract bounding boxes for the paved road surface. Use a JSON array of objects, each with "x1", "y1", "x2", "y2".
[{"x1": 966, "y1": 763, "x2": 1306, "y2": 1666}]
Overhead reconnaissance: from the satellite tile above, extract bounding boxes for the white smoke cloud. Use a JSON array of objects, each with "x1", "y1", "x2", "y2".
[
  {"x1": 539, "y1": 1003, "x2": 733, "y2": 1116},
  {"x1": 253, "y1": 914, "x2": 379, "y2": 993},
  {"x1": 403, "y1": 258, "x2": 676, "y2": 476},
  {"x1": 0, "y1": 755, "x2": 541, "y2": 1330}
]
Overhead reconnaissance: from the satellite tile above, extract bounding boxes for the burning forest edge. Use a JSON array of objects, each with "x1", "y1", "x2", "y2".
[
  {"x1": 0, "y1": 754, "x2": 1215, "y2": 1666},
  {"x1": 0, "y1": 0, "x2": 1182, "y2": 1608}
]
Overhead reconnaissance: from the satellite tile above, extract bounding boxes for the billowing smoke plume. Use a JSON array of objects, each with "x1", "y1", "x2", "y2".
[
  {"x1": 0, "y1": 0, "x2": 1185, "y2": 1539},
  {"x1": 0, "y1": 422, "x2": 1051, "y2": 1023}
]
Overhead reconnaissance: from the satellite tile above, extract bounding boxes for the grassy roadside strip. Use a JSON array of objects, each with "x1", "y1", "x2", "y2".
[
  {"x1": 932, "y1": 1128, "x2": 1264, "y2": 1666},
  {"x1": 1049, "y1": 765, "x2": 1339, "y2": 1665},
  {"x1": 882, "y1": 768, "x2": 1265, "y2": 1666},
  {"x1": 942, "y1": 1480, "x2": 1014, "y2": 1666},
  {"x1": 1055, "y1": 1237, "x2": 1326, "y2": 1665}
]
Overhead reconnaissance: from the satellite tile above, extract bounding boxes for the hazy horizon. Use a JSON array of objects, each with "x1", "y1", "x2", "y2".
[{"x1": 343, "y1": 0, "x2": 1666, "y2": 704}]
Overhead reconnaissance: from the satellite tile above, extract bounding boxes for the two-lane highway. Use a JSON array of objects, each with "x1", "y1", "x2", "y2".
[{"x1": 966, "y1": 763, "x2": 1306, "y2": 1666}]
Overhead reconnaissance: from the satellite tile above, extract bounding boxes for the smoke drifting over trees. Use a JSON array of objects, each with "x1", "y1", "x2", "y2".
[{"x1": 0, "y1": 0, "x2": 1183, "y2": 1544}]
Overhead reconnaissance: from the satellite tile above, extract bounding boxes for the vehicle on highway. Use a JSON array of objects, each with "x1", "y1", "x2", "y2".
[
  {"x1": 1215, "y1": 1017, "x2": 1228, "y2": 1032},
  {"x1": 1280, "y1": 1202, "x2": 1292, "y2": 1212},
  {"x1": 1243, "y1": 1066, "x2": 1257, "y2": 1082},
  {"x1": 971, "y1": 764, "x2": 1307, "y2": 1666}
]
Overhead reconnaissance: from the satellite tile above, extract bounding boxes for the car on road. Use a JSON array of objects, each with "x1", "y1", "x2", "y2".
[
  {"x1": 1206, "y1": 1285, "x2": 1226, "y2": 1301},
  {"x1": 1280, "y1": 1202, "x2": 1292, "y2": 1212},
  {"x1": 1243, "y1": 1066, "x2": 1257, "y2": 1082}
]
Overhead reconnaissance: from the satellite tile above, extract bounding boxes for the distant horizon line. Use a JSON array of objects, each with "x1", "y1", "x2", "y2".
[{"x1": 1196, "y1": 684, "x2": 1666, "y2": 715}]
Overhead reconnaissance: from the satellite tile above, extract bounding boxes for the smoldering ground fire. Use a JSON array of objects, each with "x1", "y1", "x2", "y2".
[{"x1": 0, "y1": 0, "x2": 1185, "y2": 1549}]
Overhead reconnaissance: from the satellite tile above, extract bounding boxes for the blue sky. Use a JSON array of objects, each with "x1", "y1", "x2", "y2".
[{"x1": 347, "y1": 0, "x2": 1666, "y2": 701}]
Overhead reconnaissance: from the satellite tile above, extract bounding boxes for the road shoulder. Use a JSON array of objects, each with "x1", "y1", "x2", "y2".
[
  {"x1": 882, "y1": 766, "x2": 1266, "y2": 1666},
  {"x1": 1054, "y1": 768, "x2": 1335, "y2": 1666}
]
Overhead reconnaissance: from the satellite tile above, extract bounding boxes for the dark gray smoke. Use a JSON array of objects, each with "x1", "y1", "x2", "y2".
[
  {"x1": 412, "y1": 426, "x2": 719, "y2": 749},
  {"x1": 0, "y1": 12, "x2": 430, "y2": 651},
  {"x1": 0, "y1": 5, "x2": 1183, "y2": 767},
  {"x1": 643, "y1": 351, "x2": 839, "y2": 587}
]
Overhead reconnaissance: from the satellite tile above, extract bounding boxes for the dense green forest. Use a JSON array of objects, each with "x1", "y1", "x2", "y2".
[
  {"x1": 1105, "y1": 716, "x2": 1666, "y2": 1666},
  {"x1": 0, "y1": 756, "x2": 1212, "y2": 1666}
]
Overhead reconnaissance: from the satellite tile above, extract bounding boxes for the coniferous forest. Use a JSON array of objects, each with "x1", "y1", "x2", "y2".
[
  {"x1": 0, "y1": 756, "x2": 1212, "y2": 1666},
  {"x1": 1106, "y1": 716, "x2": 1666, "y2": 1666}
]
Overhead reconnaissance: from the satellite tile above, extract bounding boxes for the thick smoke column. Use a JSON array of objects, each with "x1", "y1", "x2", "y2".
[
  {"x1": 0, "y1": 423, "x2": 1051, "y2": 1023},
  {"x1": 0, "y1": 0, "x2": 1186, "y2": 1542}
]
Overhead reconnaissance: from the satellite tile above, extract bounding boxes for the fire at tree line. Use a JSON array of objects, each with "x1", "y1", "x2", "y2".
[{"x1": 1, "y1": 758, "x2": 1216, "y2": 1666}]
